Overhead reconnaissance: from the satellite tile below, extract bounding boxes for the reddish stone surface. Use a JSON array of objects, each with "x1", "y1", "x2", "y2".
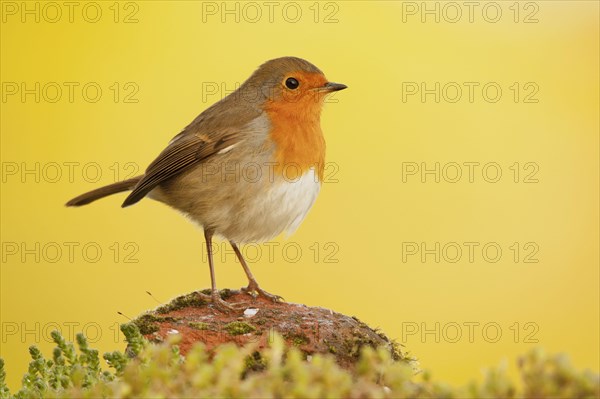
[{"x1": 132, "y1": 289, "x2": 412, "y2": 370}]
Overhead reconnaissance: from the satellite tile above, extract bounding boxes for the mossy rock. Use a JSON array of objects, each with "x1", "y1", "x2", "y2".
[{"x1": 131, "y1": 289, "x2": 416, "y2": 370}]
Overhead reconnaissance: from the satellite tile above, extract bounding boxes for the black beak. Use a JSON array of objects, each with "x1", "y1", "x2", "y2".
[{"x1": 322, "y1": 82, "x2": 348, "y2": 92}]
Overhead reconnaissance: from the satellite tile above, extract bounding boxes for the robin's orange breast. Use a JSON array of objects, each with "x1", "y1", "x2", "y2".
[
  {"x1": 264, "y1": 71, "x2": 327, "y2": 181},
  {"x1": 265, "y1": 95, "x2": 326, "y2": 182}
]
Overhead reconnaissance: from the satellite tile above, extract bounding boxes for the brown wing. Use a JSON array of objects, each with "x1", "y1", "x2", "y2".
[{"x1": 121, "y1": 131, "x2": 238, "y2": 207}]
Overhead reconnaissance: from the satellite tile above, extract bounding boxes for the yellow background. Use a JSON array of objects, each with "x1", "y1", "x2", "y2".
[{"x1": 1, "y1": 0, "x2": 598, "y2": 390}]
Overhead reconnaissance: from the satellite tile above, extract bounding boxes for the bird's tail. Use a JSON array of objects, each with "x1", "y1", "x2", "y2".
[{"x1": 66, "y1": 176, "x2": 143, "y2": 207}]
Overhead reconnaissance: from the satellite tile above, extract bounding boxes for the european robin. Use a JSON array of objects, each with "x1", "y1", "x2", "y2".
[{"x1": 66, "y1": 57, "x2": 347, "y2": 311}]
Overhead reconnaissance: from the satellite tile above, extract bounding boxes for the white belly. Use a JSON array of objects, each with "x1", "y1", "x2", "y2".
[
  {"x1": 151, "y1": 160, "x2": 322, "y2": 244},
  {"x1": 220, "y1": 167, "x2": 321, "y2": 243}
]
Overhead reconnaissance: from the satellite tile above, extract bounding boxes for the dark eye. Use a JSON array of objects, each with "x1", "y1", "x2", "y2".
[{"x1": 285, "y1": 77, "x2": 299, "y2": 90}]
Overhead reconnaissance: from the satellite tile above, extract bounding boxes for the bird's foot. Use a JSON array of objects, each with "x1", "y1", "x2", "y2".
[
  {"x1": 242, "y1": 282, "x2": 284, "y2": 303},
  {"x1": 197, "y1": 291, "x2": 243, "y2": 313}
]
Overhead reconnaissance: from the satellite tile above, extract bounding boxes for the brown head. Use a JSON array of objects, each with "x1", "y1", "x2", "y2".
[{"x1": 239, "y1": 56, "x2": 347, "y2": 119}]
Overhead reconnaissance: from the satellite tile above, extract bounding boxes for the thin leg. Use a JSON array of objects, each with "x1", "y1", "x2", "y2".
[
  {"x1": 231, "y1": 241, "x2": 283, "y2": 302},
  {"x1": 201, "y1": 230, "x2": 237, "y2": 312},
  {"x1": 205, "y1": 229, "x2": 218, "y2": 293}
]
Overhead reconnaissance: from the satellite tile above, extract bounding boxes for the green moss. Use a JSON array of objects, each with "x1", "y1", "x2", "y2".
[
  {"x1": 132, "y1": 314, "x2": 181, "y2": 335},
  {"x1": 244, "y1": 351, "x2": 267, "y2": 373},
  {"x1": 188, "y1": 322, "x2": 210, "y2": 331},
  {"x1": 219, "y1": 288, "x2": 234, "y2": 300},
  {"x1": 198, "y1": 288, "x2": 234, "y2": 299},
  {"x1": 284, "y1": 332, "x2": 310, "y2": 346},
  {"x1": 224, "y1": 321, "x2": 256, "y2": 336},
  {"x1": 156, "y1": 292, "x2": 207, "y2": 313},
  {"x1": 133, "y1": 314, "x2": 160, "y2": 335},
  {"x1": 155, "y1": 290, "x2": 240, "y2": 314},
  {"x1": 2, "y1": 328, "x2": 599, "y2": 399}
]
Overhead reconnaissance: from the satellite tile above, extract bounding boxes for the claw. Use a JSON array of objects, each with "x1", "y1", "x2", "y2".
[
  {"x1": 211, "y1": 296, "x2": 242, "y2": 313},
  {"x1": 242, "y1": 282, "x2": 284, "y2": 303},
  {"x1": 197, "y1": 291, "x2": 244, "y2": 313}
]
